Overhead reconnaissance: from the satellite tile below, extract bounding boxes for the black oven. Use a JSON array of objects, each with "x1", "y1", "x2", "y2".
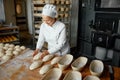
[{"x1": 95, "y1": 0, "x2": 120, "y2": 12}]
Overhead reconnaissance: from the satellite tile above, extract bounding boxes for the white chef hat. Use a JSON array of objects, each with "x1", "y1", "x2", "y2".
[{"x1": 42, "y1": 4, "x2": 57, "y2": 18}]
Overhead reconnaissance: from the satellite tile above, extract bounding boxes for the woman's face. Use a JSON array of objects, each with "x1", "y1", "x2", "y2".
[{"x1": 42, "y1": 15, "x2": 55, "y2": 26}]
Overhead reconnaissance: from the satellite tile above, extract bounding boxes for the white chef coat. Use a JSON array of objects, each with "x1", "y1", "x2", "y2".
[{"x1": 36, "y1": 20, "x2": 70, "y2": 55}]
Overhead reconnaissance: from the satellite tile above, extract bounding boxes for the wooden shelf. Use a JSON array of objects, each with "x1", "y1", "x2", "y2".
[
  {"x1": 0, "y1": 26, "x2": 20, "y2": 44},
  {"x1": 0, "y1": 26, "x2": 19, "y2": 30},
  {"x1": 0, "y1": 31, "x2": 19, "y2": 35}
]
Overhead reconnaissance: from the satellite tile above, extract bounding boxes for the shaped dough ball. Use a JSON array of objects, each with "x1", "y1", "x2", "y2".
[
  {"x1": 3, "y1": 46, "x2": 9, "y2": 50},
  {"x1": 7, "y1": 48, "x2": 13, "y2": 51},
  {"x1": 20, "y1": 46, "x2": 26, "y2": 50},
  {"x1": 13, "y1": 51, "x2": 19, "y2": 56},
  {"x1": 15, "y1": 48, "x2": 22, "y2": 52},
  {"x1": 0, "y1": 48, "x2": 4, "y2": 53},
  {"x1": 9, "y1": 44, "x2": 15, "y2": 48},
  {"x1": 5, "y1": 50, "x2": 11, "y2": 53},
  {"x1": 0, "y1": 43, "x2": 3, "y2": 45},
  {"x1": 51, "y1": 57, "x2": 61, "y2": 65},
  {"x1": 42, "y1": 54, "x2": 54, "y2": 62},
  {"x1": 39, "y1": 64, "x2": 53, "y2": 75},
  {"x1": 14, "y1": 45, "x2": 20, "y2": 49},
  {"x1": 2, "y1": 55, "x2": 11, "y2": 61},
  {"x1": 0, "y1": 43, "x2": 4, "y2": 47},
  {"x1": 0, "y1": 52, "x2": 4, "y2": 57},
  {"x1": 4, "y1": 43, "x2": 9, "y2": 47},
  {"x1": 6, "y1": 50, "x2": 13, "y2": 56},
  {"x1": 29, "y1": 60, "x2": 43, "y2": 70},
  {"x1": 0, "y1": 46, "x2": 3, "y2": 48},
  {"x1": 33, "y1": 52, "x2": 41, "y2": 61}
]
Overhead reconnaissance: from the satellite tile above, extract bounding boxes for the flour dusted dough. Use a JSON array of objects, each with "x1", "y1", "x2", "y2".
[
  {"x1": 0, "y1": 52, "x2": 4, "y2": 57},
  {"x1": 3, "y1": 46, "x2": 9, "y2": 50},
  {"x1": 14, "y1": 45, "x2": 20, "y2": 49},
  {"x1": 4, "y1": 43, "x2": 9, "y2": 47},
  {"x1": 51, "y1": 57, "x2": 61, "y2": 65},
  {"x1": 20, "y1": 46, "x2": 26, "y2": 50},
  {"x1": 0, "y1": 48, "x2": 4, "y2": 53},
  {"x1": 33, "y1": 52, "x2": 41, "y2": 60},
  {"x1": 9, "y1": 44, "x2": 15, "y2": 48},
  {"x1": 0, "y1": 43, "x2": 3, "y2": 45},
  {"x1": 6, "y1": 50, "x2": 13, "y2": 56},
  {"x1": 0, "y1": 43, "x2": 4, "y2": 47},
  {"x1": 29, "y1": 60, "x2": 43, "y2": 70},
  {"x1": 15, "y1": 48, "x2": 22, "y2": 52},
  {"x1": 39, "y1": 64, "x2": 53, "y2": 75},
  {"x1": 2, "y1": 55, "x2": 11, "y2": 61},
  {"x1": 13, "y1": 51, "x2": 19, "y2": 56},
  {"x1": 42, "y1": 54, "x2": 54, "y2": 62},
  {"x1": 7, "y1": 48, "x2": 13, "y2": 51}
]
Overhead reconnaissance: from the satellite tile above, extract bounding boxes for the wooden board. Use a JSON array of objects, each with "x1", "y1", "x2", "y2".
[{"x1": 0, "y1": 50, "x2": 120, "y2": 80}]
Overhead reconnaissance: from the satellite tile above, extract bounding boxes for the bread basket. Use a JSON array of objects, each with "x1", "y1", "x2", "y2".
[
  {"x1": 89, "y1": 60, "x2": 104, "y2": 77},
  {"x1": 58, "y1": 54, "x2": 73, "y2": 70},
  {"x1": 42, "y1": 68, "x2": 62, "y2": 80},
  {"x1": 63, "y1": 70, "x2": 82, "y2": 80},
  {"x1": 71, "y1": 56, "x2": 88, "y2": 71}
]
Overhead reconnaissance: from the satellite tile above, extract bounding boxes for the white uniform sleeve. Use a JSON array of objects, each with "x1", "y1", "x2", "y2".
[
  {"x1": 48, "y1": 27, "x2": 67, "y2": 54},
  {"x1": 36, "y1": 25, "x2": 45, "y2": 50}
]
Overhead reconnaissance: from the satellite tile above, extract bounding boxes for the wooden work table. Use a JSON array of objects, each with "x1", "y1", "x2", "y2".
[{"x1": 0, "y1": 50, "x2": 120, "y2": 80}]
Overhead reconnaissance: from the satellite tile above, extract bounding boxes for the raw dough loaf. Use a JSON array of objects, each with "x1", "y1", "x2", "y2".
[
  {"x1": 20, "y1": 46, "x2": 26, "y2": 50},
  {"x1": 29, "y1": 60, "x2": 43, "y2": 70},
  {"x1": 33, "y1": 52, "x2": 41, "y2": 60},
  {"x1": 42, "y1": 54, "x2": 54, "y2": 62},
  {"x1": 39, "y1": 64, "x2": 53, "y2": 75},
  {"x1": 51, "y1": 57, "x2": 61, "y2": 65}
]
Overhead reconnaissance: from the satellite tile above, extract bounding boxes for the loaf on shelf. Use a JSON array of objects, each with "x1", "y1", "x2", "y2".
[
  {"x1": 0, "y1": 35, "x2": 18, "y2": 43},
  {"x1": 0, "y1": 26, "x2": 20, "y2": 44}
]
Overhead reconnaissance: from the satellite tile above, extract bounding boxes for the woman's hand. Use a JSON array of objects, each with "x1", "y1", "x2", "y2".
[
  {"x1": 40, "y1": 50, "x2": 49, "y2": 59},
  {"x1": 32, "y1": 49, "x2": 39, "y2": 57}
]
